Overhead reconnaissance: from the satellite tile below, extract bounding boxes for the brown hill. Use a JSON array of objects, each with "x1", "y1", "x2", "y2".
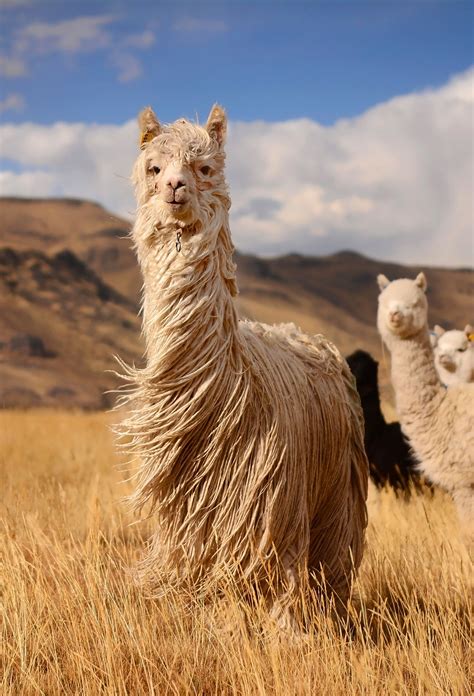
[
  {"x1": 0, "y1": 197, "x2": 138, "y2": 298},
  {"x1": 0, "y1": 246, "x2": 140, "y2": 408},
  {"x1": 0, "y1": 197, "x2": 472, "y2": 408}
]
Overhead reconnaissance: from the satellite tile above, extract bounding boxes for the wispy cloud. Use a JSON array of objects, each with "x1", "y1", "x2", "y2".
[
  {"x1": 0, "y1": 68, "x2": 472, "y2": 267},
  {"x1": 0, "y1": 92, "x2": 25, "y2": 114},
  {"x1": 15, "y1": 15, "x2": 115, "y2": 54},
  {"x1": 0, "y1": 55, "x2": 27, "y2": 77},
  {"x1": 110, "y1": 52, "x2": 142, "y2": 83},
  {"x1": 123, "y1": 30, "x2": 155, "y2": 49},
  {"x1": 0, "y1": 14, "x2": 156, "y2": 85},
  {"x1": 174, "y1": 17, "x2": 228, "y2": 34},
  {"x1": 0, "y1": 0, "x2": 34, "y2": 7}
]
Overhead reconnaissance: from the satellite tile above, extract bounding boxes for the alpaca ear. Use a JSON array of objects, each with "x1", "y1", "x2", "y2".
[
  {"x1": 377, "y1": 274, "x2": 390, "y2": 291},
  {"x1": 138, "y1": 106, "x2": 161, "y2": 149},
  {"x1": 206, "y1": 104, "x2": 227, "y2": 146},
  {"x1": 433, "y1": 324, "x2": 445, "y2": 337},
  {"x1": 465, "y1": 324, "x2": 473, "y2": 339},
  {"x1": 415, "y1": 272, "x2": 427, "y2": 292}
]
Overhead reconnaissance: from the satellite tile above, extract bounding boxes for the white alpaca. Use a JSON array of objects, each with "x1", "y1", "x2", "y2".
[
  {"x1": 376, "y1": 273, "x2": 473, "y2": 546},
  {"x1": 432, "y1": 325, "x2": 474, "y2": 386},
  {"x1": 118, "y1": 104, "x2": 369, "y2": 626}
]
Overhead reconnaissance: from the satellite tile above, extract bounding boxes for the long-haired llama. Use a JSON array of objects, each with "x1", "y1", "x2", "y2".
[
  {"x1": 117, "y1": 105, "x2": 368, "y2": 626},
  {"x1": 346, "y1": 349, "x2": 423, "y2": 494},
  {"x1": 377, "y1": 273, "x2": 473, "y2": 547}
]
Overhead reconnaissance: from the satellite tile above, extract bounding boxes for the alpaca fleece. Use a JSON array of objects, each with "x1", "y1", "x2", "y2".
[
  {"x1": 118, "y1": 105, "x2": 368, "y2": 617},
  {"x1": 377, "y1": 273, "x2": 473, "y2": 547}
]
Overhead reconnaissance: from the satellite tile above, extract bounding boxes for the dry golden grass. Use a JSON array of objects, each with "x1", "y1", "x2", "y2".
[{"x1": 1, "y1": 410, "x2": 471, "y2": 695}]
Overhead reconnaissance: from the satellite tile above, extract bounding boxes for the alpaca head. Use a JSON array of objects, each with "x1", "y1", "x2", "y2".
[
  {"x1": 376, "y1": 273, "x2": 428, "y2": 342},
  {"x1": 433, "y1": 324, "x2": 473, "y2": 375},
  {"x1": 132, "y1": 104, "x2": 229, "y2": 242}
]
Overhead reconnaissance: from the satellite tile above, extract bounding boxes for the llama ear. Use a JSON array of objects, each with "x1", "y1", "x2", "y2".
[
  {"x1": 433, "y1": 324, "x2": 445, "y2": 337},
  {"x1": 415, "y1": 272, "x2": 427, "y2": 292},
  {"x1": 138, "y1": 106, "x2": 161, "y2": 149},
  {"x1": 464, "y1": 324, "x2": 473, "y2": 338},
  {"x1": 206, "y1": 104, "x2": 227, "y2": 146},
  {"x1": 377, "y1": 274, "x2": 390, "y2": 291}
]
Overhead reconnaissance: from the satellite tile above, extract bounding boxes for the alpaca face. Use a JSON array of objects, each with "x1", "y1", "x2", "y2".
[
  {"x1": 132, "y1": 105, "x2": 228, "y2": 238},
  {"x1": 434, "y1": 328, "x2": 474, "y2": 381},
  {"x1": 376, "y1": 273, "x2": 428, "y2": 341}
]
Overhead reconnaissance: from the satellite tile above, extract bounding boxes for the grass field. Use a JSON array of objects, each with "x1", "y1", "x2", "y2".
[{"x1": 1, "y1": 410, "x2": 471, "y2": 695}]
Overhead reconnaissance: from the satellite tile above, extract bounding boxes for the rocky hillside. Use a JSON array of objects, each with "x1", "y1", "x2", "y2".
[{"x1": 0, "y1": 197, "x2": 472, "y2": 408}]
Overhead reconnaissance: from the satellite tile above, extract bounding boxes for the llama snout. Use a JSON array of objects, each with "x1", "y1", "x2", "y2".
[
  {"x1": 389, "y1": 309, "x2": 403, "y2": 326},
  {"x1": 438, "y1": 353, "x2": 456, "y2": 370},
  {"x1": 163, "y1": 165, "x2": 190, "y2": 205}
]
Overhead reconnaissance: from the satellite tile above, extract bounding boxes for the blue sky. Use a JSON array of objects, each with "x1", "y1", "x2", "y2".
[
  {"x1": 0, "y1": 0, "x2": 473, "y2": 266},
  {"x1": 1, "y1": 0, "x2": 472, "y2": 125}
]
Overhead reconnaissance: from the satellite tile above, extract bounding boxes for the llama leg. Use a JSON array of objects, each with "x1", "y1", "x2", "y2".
[{"x1": 269, "y1": 549, "x2": 305, "y2": 634}]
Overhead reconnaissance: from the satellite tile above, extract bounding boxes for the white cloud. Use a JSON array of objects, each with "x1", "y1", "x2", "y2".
[
  {"x1": 0, "y1": 170, "x2": 55, "y2": 196},
  {"x1": 174, "y1": 17, "x2": 228, "y2": 33},
  {"x1": 0, "y1": 92, "x2": 25, "y2": 113},
  {"x1": 0, "y1": 68, "x2": 472, "y2": 267},
  {"x1": 0, "y1": 120, "x2": 137, "y2": 213},
  {"x1": 0, "y1": 55, "x2": 27, "y2": 77}
]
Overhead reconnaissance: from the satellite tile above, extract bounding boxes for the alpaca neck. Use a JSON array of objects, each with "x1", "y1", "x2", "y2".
[
  {"x1": 388, "y1": 328, "x2": 443, "y2": 420},
  {"x1": 135, "y1": 209, "x2": 240, "y2": 371}
]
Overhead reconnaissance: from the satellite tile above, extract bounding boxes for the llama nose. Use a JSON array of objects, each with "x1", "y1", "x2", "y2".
[
  {"x1": 391, "y1": 310, "x2": 402, "y2": 321},
  {"x1": 167, "y1": 175, "x2": 185, "y2": 191}
]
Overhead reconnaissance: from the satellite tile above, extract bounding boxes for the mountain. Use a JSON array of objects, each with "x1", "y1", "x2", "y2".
[{"x1": 0, "y1": 197, "x2": 472, "y2": 408}]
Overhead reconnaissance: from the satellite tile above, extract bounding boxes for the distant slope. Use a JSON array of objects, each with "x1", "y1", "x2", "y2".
[
  {"x1": 0, "y1": 197, "x2": 138, "y2": 298},
  {"x1": 0, "y1": 247, "x2": 140, "y2": 408},
  {"x1": 0, "y1": 197, "x2": 472, "y2": 408}
]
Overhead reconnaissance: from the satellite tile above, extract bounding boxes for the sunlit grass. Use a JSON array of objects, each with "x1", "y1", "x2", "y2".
[{"x1": 1, "y1": 410, "x2": 471, "y2": 695}]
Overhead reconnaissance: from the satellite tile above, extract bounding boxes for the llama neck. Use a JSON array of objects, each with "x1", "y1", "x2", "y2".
[
  {"x1": 388, "y1": 328, "x2": 443, "y2": 420},
  {"x1": 135, "y1": 212, "x2": 240, "y2": 371},
  {"x1": 359, "y1": 392, "x2": 386, "y2": 444}
]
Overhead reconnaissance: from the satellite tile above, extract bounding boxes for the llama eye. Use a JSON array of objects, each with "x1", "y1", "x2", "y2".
[
  {"x1": 200, "y1": 165, "x2": 212, "y2": 176},
  {"x1": 151, "y1": 166, "x2": 160, "y2": 175},
  {"x1": 457, "y1": 347, "x2": 467, "y2": 352}
]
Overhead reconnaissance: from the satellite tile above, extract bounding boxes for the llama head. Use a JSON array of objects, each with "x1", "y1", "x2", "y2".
[
  {"x1": 434, "y1": 325, "x2": 474, "y2": 375},
  {"x1": 376, "y1": 272, "x2": 428, "y2": 342},
  {"x1": 132, "y1": 104, "x2": 229, "y2": 240},
  {"x1": 346, "y1": 350, "x2": 379, "y2": 398}
]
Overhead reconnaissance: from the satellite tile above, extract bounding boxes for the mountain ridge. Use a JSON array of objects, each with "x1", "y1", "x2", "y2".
[{"x1": 0, "y1": 197, "x2": 472, "y2": 408}]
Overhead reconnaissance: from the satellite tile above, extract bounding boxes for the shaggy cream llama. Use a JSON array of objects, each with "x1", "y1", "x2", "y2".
[
  {"x1": 377, "y1": 273, "x2": 473, "y2": 545},
  {"x1": 432, "y1": 324, "x2": 474, "y2": 386},
  {"x1": 118, "y1": 104, "x2": 368, "y2": 625}
]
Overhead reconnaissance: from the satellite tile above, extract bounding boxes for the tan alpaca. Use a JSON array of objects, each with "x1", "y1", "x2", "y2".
[
  {"x1": 432, "y1": 324, "x2": 474, "y2": 386},
  {"x1": 377, "y1": 273, "x2": 473, "y2": 546},
  {"x1": 118, "y1": 104, "x2": 368, "y2": 627}
]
